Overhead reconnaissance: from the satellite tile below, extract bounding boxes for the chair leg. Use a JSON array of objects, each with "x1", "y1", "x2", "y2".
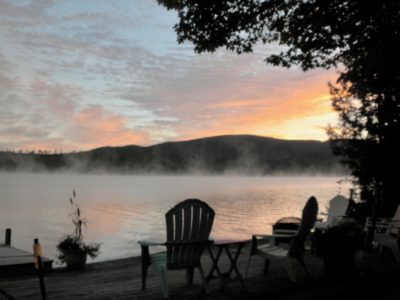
[
  {"x1": 281, "y1": 258, "x2": 296, "y2": 282},
  {"x1": 389, "y1": 244, "x2": 400, "y2": 263},
  {"x1": 263, "y1": 258, "x2": 270, "y2": 274},
  {"x1": 245, "y1": 253, "x2": 252, "y2": 278},
  {"x1": 197, "y1": 264, "x2": 209, "y2": 295},
  {"x1": 378, "y1": 244, "x2": 384, "y2": 255},
  {"x1": 295, "y1": 255, "x2": 309, "y2": 276},
  {"x1": 245, "y1": 236, "x2": 258, "y2": 278},
  {"x1": 158, "y1": 268, "x2": 169, "y2": 299},
  {"x1": 142, "y1": 264, "x2": 149, "y2": 290},
  {"x1": 141, "y1": 245, "x2": 151, "y2": 290},
  {"x1": 186, "y1": 267, "x2": 194, "y2": 286}
]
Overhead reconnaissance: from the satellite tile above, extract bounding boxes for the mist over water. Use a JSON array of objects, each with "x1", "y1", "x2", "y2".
[
  {"x1": 0, "y1": 135, "x2": 346, "y2": 175},
  {"x1": 0, "y1": 172, "x2": 349, "y2": 264}
]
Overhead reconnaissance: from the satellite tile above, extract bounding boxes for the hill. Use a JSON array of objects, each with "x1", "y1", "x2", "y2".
[{"x1": 0, "y1": 135, "x2": 346, "y2": 175}]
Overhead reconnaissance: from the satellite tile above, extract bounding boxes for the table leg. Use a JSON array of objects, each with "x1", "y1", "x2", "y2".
[
  {"x1": 141, "y1": 245, "x2": 151, "y2": 290},
  {"x1": 224, "y1": 243, "x2": 247, "y2": 290},
  {"x1": 206, "y1": 245, "x2": 225, "y2": 289}
]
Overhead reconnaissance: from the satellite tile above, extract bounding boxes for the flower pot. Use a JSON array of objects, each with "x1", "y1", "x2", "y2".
[{"x1": 63, "y1": 250, "x2": 87, "y2": 270}]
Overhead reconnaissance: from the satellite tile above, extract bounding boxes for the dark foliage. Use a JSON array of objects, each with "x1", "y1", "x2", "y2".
[
  {"x1": 314, "y1": 218, "x2": 365, "y2": 274},
  {"x1": 57, "y1": 235, "x2": 100, "y2": 263},
  {"x1": 158, "y1": 0, "x2": 398, "y2": 71}
]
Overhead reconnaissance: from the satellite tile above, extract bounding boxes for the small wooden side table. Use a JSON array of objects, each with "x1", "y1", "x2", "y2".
[{"x1": 206, "y1": 239, "x2": 248, "y2": 290}]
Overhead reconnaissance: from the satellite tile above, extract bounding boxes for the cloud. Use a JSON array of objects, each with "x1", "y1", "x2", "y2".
[
  {"x1": 29, "y1": 79, "x2": 78, "y2": 115},
  {"x1": 0, "y1": 102, "x2": 150, "y2": 151},
  {"x1": 0, "y1": 0, "x2": 54, "y2": 26},
  {"x1": 68, "y1": 105, "x2": 149, "y2": 150}
]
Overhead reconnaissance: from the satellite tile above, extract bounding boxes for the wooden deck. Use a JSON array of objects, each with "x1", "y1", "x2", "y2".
[
  {"x1": 1, "y1": 244, "x2": 400, "y2": 299},
  {"x1": 0, "y1": 245, "x2": 52, "y2": 276}
]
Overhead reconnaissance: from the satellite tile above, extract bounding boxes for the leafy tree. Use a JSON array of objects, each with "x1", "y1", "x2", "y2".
[{"x1": 158, "y1": 0, "x2": 400, "y2": 216}]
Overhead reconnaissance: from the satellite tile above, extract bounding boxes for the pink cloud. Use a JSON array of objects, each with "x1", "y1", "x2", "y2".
[{"x1": 69, "y1": 105, "x2": 148, "y2": 150}]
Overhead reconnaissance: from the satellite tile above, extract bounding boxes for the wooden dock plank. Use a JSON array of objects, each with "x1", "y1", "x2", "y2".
[
  {"x1": 0, "y1": 246, "x2": 33, "y2": 265},
  {"x1": 0, "y1": 245, "x2": 53, "y2": 276}
]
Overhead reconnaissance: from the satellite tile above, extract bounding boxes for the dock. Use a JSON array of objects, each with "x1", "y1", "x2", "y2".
[
  {"x1": 1, "y1": 244, "x2": 400, "y2": 299},
  {"x1": 0, "y1": 229, "x2": 53, "y2": 277},
  {"x1": 0, "y1": 245, "x2": 53, "y2": 277}
]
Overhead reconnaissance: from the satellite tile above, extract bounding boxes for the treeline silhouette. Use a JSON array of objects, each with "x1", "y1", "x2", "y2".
[{"x1": 0, "y1": 135, "x2": 346, "y2": 174}]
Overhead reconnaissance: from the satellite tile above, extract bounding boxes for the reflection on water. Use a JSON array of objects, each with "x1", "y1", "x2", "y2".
[{"x1": 0, "y1": 173, "x2": 348, "y2": 263}]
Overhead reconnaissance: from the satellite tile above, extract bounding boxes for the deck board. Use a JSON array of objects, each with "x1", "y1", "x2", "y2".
[{"x1": 1, "y1": 244, "x2": 400, "y2": 299}]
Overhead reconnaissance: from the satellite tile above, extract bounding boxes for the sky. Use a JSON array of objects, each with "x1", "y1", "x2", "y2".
[{"x1": 0, "y1": 0, "x2": 340, "y2": 152}]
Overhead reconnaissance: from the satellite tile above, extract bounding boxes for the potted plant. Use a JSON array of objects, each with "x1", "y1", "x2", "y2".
[
  {"x1": 316, "y1": 218, "x2": 365, "y2": 275},
  {"x1": 57, "y1": 190, "x2": 100, "y2": 270}
]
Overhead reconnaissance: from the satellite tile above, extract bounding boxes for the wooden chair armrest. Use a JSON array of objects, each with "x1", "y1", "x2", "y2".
[
  {"x1": 333, "y1": 214, "x2": 346, "y2": 219},
  {"x1": 385, "y1": 220, "x2": 400, "y2": 224},
  {"x1": 366, "y1": 217, "x2": 398, "y2": 224},
  {"x1": 253, "y1": 233, "x2": 296, "y2": 239},
  {"x1": 252, "y1": 234, "x2": 273, "y2": 239},
  {"x1": 379, "y1": 218, "x2": 398, "y2": 222},
  {"x1": 273, "y1": 229, "x2": 299, "y2": 235},
  {"x1": 164, "y1": 240, "x2": 213, "y2": 246},
  {"x1": 250, "y1": 233, "x2": 296, "y2": 255},
  {"x1": 138, "y1": 239, "x2": 165, "y2": 247},
  {"x1": 366, "y1": 220, "x2": 400, "y2": 228}
]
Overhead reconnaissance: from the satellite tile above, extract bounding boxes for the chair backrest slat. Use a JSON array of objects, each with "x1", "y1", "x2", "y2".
[
  {"x1": 181, "y1": 204, "x2": 193, "y2": 264},
  {"x1": 204, "y1": 210, "x2": 214, "y2": 240},
  {"x1": 327, "y1": 195, "x2": 349, "y2": 224},
  {"x1": 182, "y1": 205, "x2": 192, "y2": 240},
  {"x1": 166, "y1": 211, "x2": 174, "y2": 260},
  {"x1": 165, "y1": 199, "x2": 215, "y2": 268},
  {"x1": 176, "y1": 210, "x2": 183, "y2": 241},
  {"x1": 289, "y1": 196, "x2": 318, "y2": 256},
  {"x1": 191, "y1": 205, "x2": 200, "y2": 240},
  {"x1": 389, "y1": 205, "x2": 400, "y2": 236},
  {"x1": 198, "y1": 208, "x2": 207, "y2": 240}
]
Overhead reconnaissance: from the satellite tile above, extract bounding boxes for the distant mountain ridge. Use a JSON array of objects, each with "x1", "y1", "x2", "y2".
[{"x1": 0, "y1": 135, "x2": 346, "y2": 174}]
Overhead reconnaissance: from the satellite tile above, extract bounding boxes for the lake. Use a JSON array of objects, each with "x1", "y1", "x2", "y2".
[{"x1": 0, "y1": 172, "x2": 349, "y2": 265}]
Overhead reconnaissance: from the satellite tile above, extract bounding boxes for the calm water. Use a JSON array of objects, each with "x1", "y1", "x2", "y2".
[{"x1": 0, "y1": 173, "x2": 348, "y2": 265}]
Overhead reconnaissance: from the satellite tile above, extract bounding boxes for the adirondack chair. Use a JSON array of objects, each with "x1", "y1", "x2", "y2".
[
  {"x1": 245, "y1": 196, "x2": 318, "y2": 282},
  {"x1": 365, "y1": 204, "x2": 400, "y2": 262},
  {"x1": 138, "y1": 199, "x2": 215, "y2": 298},
  {"x1": 315, "y1": 195, "x2": 349, "y2": 229}
]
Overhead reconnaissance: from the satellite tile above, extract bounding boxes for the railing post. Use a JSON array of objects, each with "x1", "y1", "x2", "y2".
[
  {"x1": 33, "y1": 238, "x2": 46, "y2": 300},
  {"x1": 5, "y1": 228, "x2": 11, "y2": 246}
]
